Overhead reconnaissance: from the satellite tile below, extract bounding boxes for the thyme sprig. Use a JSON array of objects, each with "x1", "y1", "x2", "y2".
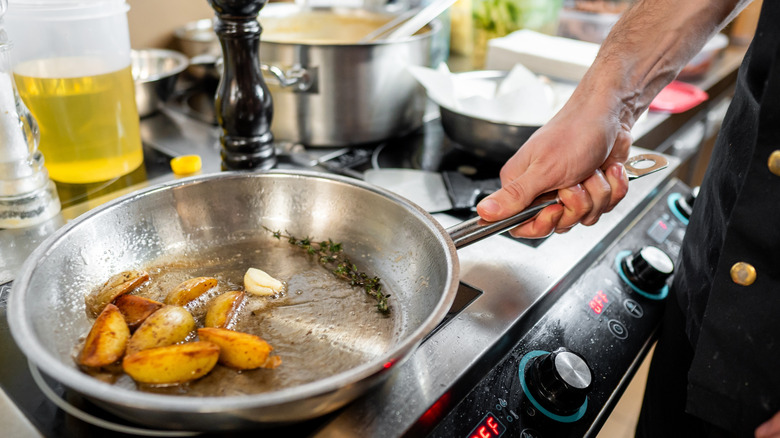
[{"x1": 266, "y1": 227, "x2": 390, "y2": 314}]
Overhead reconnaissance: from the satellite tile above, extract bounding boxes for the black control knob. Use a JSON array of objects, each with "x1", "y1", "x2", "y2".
[
  {"x1": 524, "y1": 348, "x2": 592, "y2": 416},
  {"x1": 620, "y1": 246, "x2": 674, "y2": 291},
  {"x1": 674, "y1": 186, "x2": 699, "y2": 220}
]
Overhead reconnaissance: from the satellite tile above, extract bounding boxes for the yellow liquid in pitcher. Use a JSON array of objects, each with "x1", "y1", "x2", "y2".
[{"x1": 14, "y1": 59, "x2": 143, "y2": 184}]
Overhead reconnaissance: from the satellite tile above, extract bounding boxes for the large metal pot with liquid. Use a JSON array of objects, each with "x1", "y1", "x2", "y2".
[{"x1": 261, "y1": 4, "x2": 443, "y2": 146}]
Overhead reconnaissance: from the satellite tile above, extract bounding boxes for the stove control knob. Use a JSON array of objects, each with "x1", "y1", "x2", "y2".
[
  {"x1": 674, "y1": 186, "x2": 699, "y2": 220},
  {"x1": 524, "y1": 348, "x2": 592, "y2": 416},
  {"x1": 621, "y1": 246, "x2": 674, "y2": 291}
]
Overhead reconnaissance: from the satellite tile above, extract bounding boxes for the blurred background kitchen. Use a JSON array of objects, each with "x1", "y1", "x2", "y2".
[
  {"x1": 0, "y1": 0, "x2": 766, "y2": 436},
  {"x1": 126, "y1": 0, "x2": 760, "y2": 65},
  {"x1": 2, "y1": 0, "x2": 764, "y2": 212}
]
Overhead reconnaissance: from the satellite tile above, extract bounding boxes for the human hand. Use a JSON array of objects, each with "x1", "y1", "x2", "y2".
[
  {"x1": 475, "y1": 92, "x2": 632, "y2": 239},
  {"x1": 756, "y1": 411, "x2": 780, "y2": 437}
]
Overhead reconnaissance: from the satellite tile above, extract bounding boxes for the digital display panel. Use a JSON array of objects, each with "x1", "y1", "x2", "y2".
[
  {"x1": 588, "y1": 289, "x2": 610, "y2": 315},
  {"x1": 647, "y1": 218, "x2": 673, "y2": 243},
  {"x1": 466, "y1": 412, "x2": 505, "y2": 438}
]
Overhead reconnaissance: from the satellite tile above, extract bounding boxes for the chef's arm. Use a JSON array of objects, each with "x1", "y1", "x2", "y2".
[
  {"x1": 591, "y1": 0, "x2": 749, "y2": 130},
  {"x1": 476, "y1": 0, "x2": 752, "y2": 238}
]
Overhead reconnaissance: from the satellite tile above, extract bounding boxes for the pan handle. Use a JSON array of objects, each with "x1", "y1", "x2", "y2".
[
  {"x1": 261, "y1": 64, "x2": 318, "y2": 93},
  {"x1": 446, "y1": 153, "x2": 669, "y2": 248}
]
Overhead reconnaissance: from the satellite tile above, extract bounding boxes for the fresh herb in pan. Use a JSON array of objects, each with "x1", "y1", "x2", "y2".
[{"x1": 266, "y1": 228, "x2": 390, "y2": 314}]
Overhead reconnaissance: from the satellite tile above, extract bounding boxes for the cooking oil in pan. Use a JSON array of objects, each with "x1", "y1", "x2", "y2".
[{"x1": 90, "y1": 236, "x2": 398, "y2": 396}]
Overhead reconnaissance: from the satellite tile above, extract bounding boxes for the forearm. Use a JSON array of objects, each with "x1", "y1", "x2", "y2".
[
  {"x1": 476, "y1": 0, "x2": 754, "y2": 229},
  {"x1": 574, "y1": 0, "x2": 751, "y2": 130}
]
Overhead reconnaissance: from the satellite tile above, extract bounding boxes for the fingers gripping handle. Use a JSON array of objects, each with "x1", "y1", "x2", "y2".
[{"x1": 447, "y1": 153, "x2": 668, "y2": 249}]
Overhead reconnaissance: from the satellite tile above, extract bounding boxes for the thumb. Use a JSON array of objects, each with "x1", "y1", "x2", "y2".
[{"x1": 476, "y1": 172, "x2": 550, "y2": 222}]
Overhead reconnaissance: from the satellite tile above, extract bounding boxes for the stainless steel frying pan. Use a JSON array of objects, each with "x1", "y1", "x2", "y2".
[{"x1": 7, "y1": 154, "x2": 666, "y2": 431}]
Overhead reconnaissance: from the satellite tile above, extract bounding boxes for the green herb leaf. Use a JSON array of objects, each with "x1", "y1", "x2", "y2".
[{"x1": 265, "y1": 227, "x2": 390, "y2": 314}]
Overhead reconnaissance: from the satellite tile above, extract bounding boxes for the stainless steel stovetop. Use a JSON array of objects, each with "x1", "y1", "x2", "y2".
[{"x1": 0, "y1": 92, "x2": 687, "y2": 437}]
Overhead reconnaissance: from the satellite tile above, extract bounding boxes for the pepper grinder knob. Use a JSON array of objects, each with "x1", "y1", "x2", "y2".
[{"x1": 208, "y1": 0, "x2": 276, "y2": 170}]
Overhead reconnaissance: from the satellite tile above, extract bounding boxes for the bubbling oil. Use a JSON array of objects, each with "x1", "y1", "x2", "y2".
[
  {"x1": 14, "y1": 57, "x2": 143, "y2": 184},
  {"x1": 95, "y1": 236, "x2": 399, "y2": 396}
]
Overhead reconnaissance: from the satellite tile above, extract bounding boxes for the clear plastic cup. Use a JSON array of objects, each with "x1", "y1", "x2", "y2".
[{"x1": 4, "y1": 0, "x2": 143, "y2": 184}]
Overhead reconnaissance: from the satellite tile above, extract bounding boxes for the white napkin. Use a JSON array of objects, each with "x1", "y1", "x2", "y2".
[
  {"x1": 486, "y1": 29, "x2": 600, "y2": 82},
  {"x1": 408, "y1": 63, "x2": 460, "y2": 110},
  {"x1": 409, "y1": 63, "x2": 556, "y2": 125}
]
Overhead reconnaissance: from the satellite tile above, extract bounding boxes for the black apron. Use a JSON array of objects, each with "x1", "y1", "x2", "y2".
[{"x1": 641, "y1": 1, "x2": 780, "y2": 436}]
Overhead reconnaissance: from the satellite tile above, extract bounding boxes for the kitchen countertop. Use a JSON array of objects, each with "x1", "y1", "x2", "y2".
[{"x1": 0, "y1": 41, "x2": 747, "y2": 437}]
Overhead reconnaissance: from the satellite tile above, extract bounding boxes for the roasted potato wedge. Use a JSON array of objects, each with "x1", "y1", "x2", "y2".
[
  {"x1": 197, "y1": 327, "x2": 280, "y2": 370},
  {"x1": 204, "y1": 291, "x2": 245, "y2": 328},
  {"x1": 77, "y1": 304, "x2": 130, "y2": 368},
  {"x1": 165, "y1": 276, "x2": 218, "y2": 306},
  {"x1": 126, "y1": 306, "x2": 195, "y2": 355},
  {"x1": 244, "y1": 267, "x2": 283, "y2": 296},
  {"x1": 85, "y1": 270, "x2": 150, "y2": 317},
  {"x1": 114, "y1": 295, "x2": 164, "y2": 332},
  {"x1": 122, "y1": 341, "x2": 220, "y2": 385}
]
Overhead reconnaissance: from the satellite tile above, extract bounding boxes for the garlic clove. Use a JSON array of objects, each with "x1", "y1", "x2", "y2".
[{"x1": 244, "y1": 267, "x2": 283, "y2": 296}]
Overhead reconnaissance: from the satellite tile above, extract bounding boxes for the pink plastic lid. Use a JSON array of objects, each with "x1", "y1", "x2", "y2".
[{"x1": 649, "y1": 81, "x2": 708, "y2": 113}]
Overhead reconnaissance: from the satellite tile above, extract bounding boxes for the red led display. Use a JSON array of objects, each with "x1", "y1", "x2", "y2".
[
  {"x1": 468, "y1": 413, "x2": 505, "y2": 438},
  {"x1": 648, "y1": 218, "x2": 673, "y2": 243},
  {"x1": 588, "y1": 290, "x2": 609, "y2": 315}
]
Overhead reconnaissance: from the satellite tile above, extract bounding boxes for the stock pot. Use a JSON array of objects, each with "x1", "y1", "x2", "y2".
[
  {"x1": 176, "y1": 5, "x2": 443, "y2": 146},
  {"x1": 260, "y1": 4, "x2": 443, "y2": 146}
]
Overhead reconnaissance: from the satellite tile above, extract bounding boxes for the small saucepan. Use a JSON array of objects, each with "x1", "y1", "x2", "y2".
[{"x1": 438, "y1": 70, "x2": 575, "y2": 162}]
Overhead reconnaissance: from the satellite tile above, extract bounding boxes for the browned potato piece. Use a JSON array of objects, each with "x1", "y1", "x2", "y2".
[
  {"x1": 77, "y1": 304, "x2": 130, "y2": 368},
  {"x1": 204, "y1": 291, "x2": 245, "y2": 328},
  {"x1": 126, "y1": 306, "x2": 195, "y2": 355},
  {"x1": 197, "y1": 327, "x2": 280, "y2": 370},
  {"x1": 165, "y1": 276, "x2": 218, "y2": 306},
  {"x1": 113, "y1": 295, "x2": 164, "y2": 332},
  {"x1": 122, "y1": 341, "x2": 220, "y2": 385},
  {"x1": 85, "y1": 270, "x2": 150, "y2": 317}
]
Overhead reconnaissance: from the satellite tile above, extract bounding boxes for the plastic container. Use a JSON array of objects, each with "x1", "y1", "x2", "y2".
[
  {"x1": 4, "y1": 0, "x2": 143, "y2": 184},
  {"x1": 0, "y1": 0, "x2": 61, "y2": 228},
  {"x1": 678, "y1": 33, "x2": 729, "y2": 80},
  {"x1": 556, "y1": 7, "x2": 620, "y2": 43}
]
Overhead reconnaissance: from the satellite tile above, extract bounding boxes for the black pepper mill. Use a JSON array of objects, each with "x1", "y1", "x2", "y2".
[{"x1": 208, "y1": 0, "x2": 276, "y2": 170}]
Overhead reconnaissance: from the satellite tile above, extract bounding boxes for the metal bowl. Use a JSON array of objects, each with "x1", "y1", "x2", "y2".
[
  {"x1": 173, "y1": 18, "x2": 220, "y2": 59},
  {"x1": 173, "y1": 19, "x2": 223, "y2": 80},
  {"x1": 131, "y1": 48, "x2": 189, "y2": 117},
  {"x1": 439, "y1": 70, "x2": 541, "y2": 163}
]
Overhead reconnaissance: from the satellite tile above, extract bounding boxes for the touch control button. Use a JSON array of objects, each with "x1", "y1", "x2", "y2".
[
  {"x1": 608, "y1": 319, "x2": 628, "y2": 339},
  {"x1": 520, "y1": 429, "x2": 541, "y2": 438},
  {"x1": 623, "y1": 299, "x2": 644, "y2": 318}
]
